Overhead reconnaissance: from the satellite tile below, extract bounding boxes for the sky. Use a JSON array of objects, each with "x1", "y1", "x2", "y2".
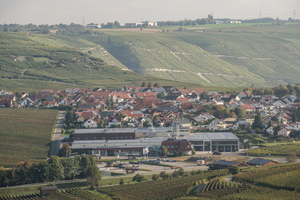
[{"x1": 0, "y1": 0, "x2": 299, "y2": 25}]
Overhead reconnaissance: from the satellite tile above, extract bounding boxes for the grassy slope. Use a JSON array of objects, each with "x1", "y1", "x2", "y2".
[
  {"x1": 0, "y1": 108, "x2": 58, "y2": 166},
  {"x1": 81, "y1": 23, "x2": 300, "y2": 87},
  {"x1": 0, "y1": 32, "x2": 243, "y2": 92}
]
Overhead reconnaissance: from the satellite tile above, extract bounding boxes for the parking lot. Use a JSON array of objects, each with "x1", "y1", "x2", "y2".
[{"x1": 98, "y1": 159, "x2": 208, "y2": 176}]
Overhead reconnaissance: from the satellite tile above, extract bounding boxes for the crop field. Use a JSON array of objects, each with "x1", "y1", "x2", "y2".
[
  {"x1": 80, "y1": 23, "x2": 300, "y2": 87},
  {"x1": 247, "y1": 143, "x2": 300, "y2": 157},
  {"x1": 0, "y1": 108, "x2": 58, "y2": 166}
]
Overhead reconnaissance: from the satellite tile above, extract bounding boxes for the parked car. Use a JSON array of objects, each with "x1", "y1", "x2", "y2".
[
  {"x1": 171, "y1": 166, "x2": 178, "y2": 169},
  {"x1": 169, "y1": 160, "x2": 176, "y2": 162},
  {"x1": 212, "y1": 151, "x2": 222, "y2": 155},
  {"x1": 99, "y1": 161, "x2": 105, "y2": 164},
  {"x1": 163, "y1": 159, "x2": 169, "y2": 162}
]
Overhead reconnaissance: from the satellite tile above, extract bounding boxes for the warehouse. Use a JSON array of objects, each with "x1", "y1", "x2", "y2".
[{"x1": 186, "y1": 132, "x2": 240, "y2": 152}]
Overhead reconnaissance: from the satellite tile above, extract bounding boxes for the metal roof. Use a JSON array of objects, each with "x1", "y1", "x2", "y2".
[
  {"x1": 186, "y1": 132, "x2": 239, "y2": 141},
  {"x1": 213, "y1": 160, "x2": 240, "y2": 166},
  {"x1": 246, "y1": 159, "x2": 274, "y2": 165}
]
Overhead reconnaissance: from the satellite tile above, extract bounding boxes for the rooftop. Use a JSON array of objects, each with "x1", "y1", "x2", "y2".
[{"x1": 186, "y1": 132, "x2": 239, "y2": 141}]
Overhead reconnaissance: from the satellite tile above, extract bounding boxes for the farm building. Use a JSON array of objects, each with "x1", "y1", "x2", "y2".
[
  {"x1": 246, "y1": 158, "x2": 278, "y2": 166},
  {"x1": 212, "y1": 160, "x2": 249, "y2": 169},
  {"x1": 40, "y1": 186, "x2": 57, "y2": 197}
]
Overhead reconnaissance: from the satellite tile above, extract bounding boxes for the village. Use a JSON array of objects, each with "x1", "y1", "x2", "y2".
[{"x1": 1, "y1": 83, "x2": 299, "y2": 158}]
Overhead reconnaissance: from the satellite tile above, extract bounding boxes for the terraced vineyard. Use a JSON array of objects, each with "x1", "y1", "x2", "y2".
[
  {"x1": 0, "y1": 188, "x2": 111, "y2": 200},
  {"x1": 80, "y1": 23, "x2": 300, "y2": 87},
  {"x1": 0, "y1": 108, "x2": 58, "y2": 166}
]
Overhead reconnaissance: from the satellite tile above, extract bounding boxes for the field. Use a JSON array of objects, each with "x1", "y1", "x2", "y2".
[
  {"x1": 0, "y1": 108, "x2": 58, "y2": 166},
  {"x1": 80, "y1": 23, "x2": 300, "y2": 87},
  {"x1": 247, "y1": 143, "x2": 300, "y2": 157},
  {"x1": 0, "y1": 32, "x2": 210, "y2": 92}
]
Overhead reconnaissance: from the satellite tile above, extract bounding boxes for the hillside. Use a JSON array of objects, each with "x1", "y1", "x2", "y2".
[
  {"x1": 0, "y1": 32, "x2": 213, "y2": 91},
  {"x1": 79, "y1": 23, "x2": 300, "y2": 87}
]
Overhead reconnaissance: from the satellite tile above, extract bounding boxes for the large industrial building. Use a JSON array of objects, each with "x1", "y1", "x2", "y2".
[{"x1": 71, "y1": 127, "x2": 240, "y2": 156}]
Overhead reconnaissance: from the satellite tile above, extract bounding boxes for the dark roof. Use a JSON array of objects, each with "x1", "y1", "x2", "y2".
[
  {"x1": 164, "y1": 96, "x2": 178, "y2": 100},
  {"x1": 40, "y1": 186, "x2": 57, "y2": 191},
  {"x1": 213, "y1": 160, "x2": 241, "y2": 166},
  {"x1": 246, "y1": 158, "x2": 276, "y2": 165}
]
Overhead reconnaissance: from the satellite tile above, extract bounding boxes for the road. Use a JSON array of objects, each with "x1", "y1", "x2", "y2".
[{"x1": 51, "y1": 111, "x2": 66, "y2": 156}]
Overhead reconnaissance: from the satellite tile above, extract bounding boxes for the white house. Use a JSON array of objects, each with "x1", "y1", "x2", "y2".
[
  {"x1": 207, "y1": 119, "x2": 227, "y2": 131},
  {"x1": 194, "y1": 113, "x2": 215, "y2": 123},
  {"x1": 266, "y1": 126, "x2": 274, "y2": 135},
  {"x1": 277, "y1": 128, "x2": 291, "y2": 137},
  {"x1": 20, "y1": 98, "x2": 35, "y2": 107},
  {"x1": 83, "y1": 118, "x2": 98, "y2": 128}
]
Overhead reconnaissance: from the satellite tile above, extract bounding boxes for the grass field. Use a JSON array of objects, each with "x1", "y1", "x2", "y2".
[{"x1": 0, "y1": 108, "x2": 58, "y2": 166}]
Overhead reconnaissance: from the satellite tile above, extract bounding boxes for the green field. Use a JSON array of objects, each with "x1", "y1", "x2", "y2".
[
  {"x1": 0, "y1": 108, "x2": 58, "y2": 166},
  {"x1": 80, "y1": 23, "x2": 300, "y2": 87},
  {"x1": 247, "y1": 143, "x2": 300, "y2": 157}
]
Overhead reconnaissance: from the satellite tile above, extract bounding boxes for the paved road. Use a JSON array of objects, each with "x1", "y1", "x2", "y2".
[{"x1": 51, "y1": 111, "x2": 66, "y2": 156}]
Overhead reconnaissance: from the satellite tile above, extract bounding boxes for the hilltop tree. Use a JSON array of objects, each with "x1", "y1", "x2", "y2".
[
  {"x1": 147, "y1": 82, "x2": 153, "y2": 88},
  {"x1": 3, "y1": 27, "x2": 10, "y2": 32},
  {"x1": 141, "y1": 82, "x2": 146, "y2": 87},
  {"x1": 152, "y1": 174, "x2": 160, "y2": 181},
  {"x1": 114, "y1": 21, "x2": 120, "y2": 27},
  {"x1": 292, "y1": 110, "x2": 298, "y2": 122}
]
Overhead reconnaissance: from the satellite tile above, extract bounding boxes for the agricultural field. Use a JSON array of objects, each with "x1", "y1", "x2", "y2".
[
  {"x1": 247, "y1": 143, "x2": 300, "y2": 157},
  {"x1": 0, "y1": 32, "x2": 208, "y2": 92},
  {"x1": 0, "y1": 188, "x2": 111, "y2": 200},
  {"x1": 81, "y1": 23, "x2": 300, "y2": 87},
  {"x1": 0, "y1": 108, "x2": 58, "y2": 166}
]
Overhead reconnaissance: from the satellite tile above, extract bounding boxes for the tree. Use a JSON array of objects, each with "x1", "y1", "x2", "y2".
[
  {"x1": 60, "y1": 157, "x2": 79, "y2": 180},
  {"x1": 47, "y1": 157, "x2": 63, "y2": 181},
  {"x1": 143, "y1": 120, "x2": 150, "y2": 127},
  {"x1": 162, "y1": 147, "x2": 168, "y2": 156},
  {"x1": 132, "y1": 173, "x2": 144, "y2": 182},
  {"x1": 159, "y1": 171, "x2": 169, "y2": 180},
  {"x1": 234, "y1": 107, "x2": 246, "y2": 118},
  {"x1": 292, "y1": 111, "x2": 298, "y2": 122},
  {"x1": 286, "y1": 152, "x2": 298, "y2": 163},
  {"x1": 58, "y1": 144, "x2": 71, "y2": 157},
  {"x1": 192, "y1": 149, "x2": 196, "y2": 155},
  {"x1": 79, "y1": 155, "x2": 95, "y2": 178},
  {"x1": 172, "y1": 170, "x2": 179, "y2": 178},
  {"x1": 152, "y1": 174, "x2": 159, "y2": 181},
  {"x1": 15, "y1": 92, "x2": 22, "y2": 100},
  {"x1": 141, "y1": 82, "x2": 146, "y2": 87},
  {"x1": 114, "y1": 21, "x2": 120, "y2": 27},
  {"x1": 147, "y1": 82, "x2": 153, "y2": 88},
  {"x1": 42, "y1": 28, "x2": 50, "y2": 34},
  {"x1": 119, "y1": 178, "x2": 124, "y2": 185},
  {"x1": 153, "y1": 83, "x2": 159, "y2": 88},
  {"x1": 3, "y1": 27, "x2": 10, "y2": 32},
  {"x1": 228, "y1": 166, "x2": 239, "y2": 174},
  {"x1": 178, "y1": 167, "x2": 185, "y2": 176},
  {"x1": 86, "y1": 165, "x2": 102, "y2": 188},
  {"x1": 252, "y1": 114, "x2": 263, "y2": 129}
]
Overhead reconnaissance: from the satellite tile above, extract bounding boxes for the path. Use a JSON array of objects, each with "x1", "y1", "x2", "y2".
[{"x1": 51, "y1": 111, "x2": 66, "y2": 156}]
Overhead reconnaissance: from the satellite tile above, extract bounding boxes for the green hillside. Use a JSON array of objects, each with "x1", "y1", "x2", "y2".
[
  {"x1": 0, "y1": 32, "x2": 215, "y2": 91},
  {"x1": 79, "y1": 23, "x2": 300, "y2": 87}
]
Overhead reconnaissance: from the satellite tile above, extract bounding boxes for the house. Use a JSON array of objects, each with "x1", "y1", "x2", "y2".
[
  {"x1": 208, "y1": 119, "x2": 227, "y2": 131},
  {"x1": 0, "y1": 98, "x2": 13, "y2": 107},
  {"x1": 161, "y1": 138, "x2": 193, "y2": 156},
  {"x1": 212, "y1": 98, "x2": 224, "y2": 105},
  {"x1": 232, "y1": 121, "x2": 250, "y2": 130},
  {"x1": 246, "y1": 158, "x2": 278, "y2": 166},
  {"x1": 245, "y1": 114, "x2": 255, "y2": 125},
  {"x1": 266, "y1": 126, "x2": 275, "y2": 135},
  {"x1": 83, "y1": 118, "x2": 98, "y2": 128},
  {"x1": 20, "y1": 97, "x2": 35, "y2": 107},
  {"x1": 40, "y1": 186, "x2": 57, "y2": 197},
  {"x1": 42, "y1": 101, "x2": 58, "y2": 108},
  {"x1": 239, "y1": 104, "x2": 255, "y2": 113},
  {"x1": 212, "y1": 160, "x2": 249, "y2": 169},
  {"x1": 108, "y1": 117, "x2": 122, "y2": 127},
  {"x1": 191, "y1": 88, "x2": 207, "y2": 95},
  {"x1": 277, "y1": 128, "x2": 291, "y2": 137},
  {"x1": 155, "y1": 117, "x2": 173, "y2": 127},
  {"x1": 223, "y1": 118, "x2": 237, "y2": 128},
  {"x1": 194, "y1": 113, "x2": 215, "y2": 123},
  {"x1": 128, "y1": 117, "x2": 140, "y2": 127}
]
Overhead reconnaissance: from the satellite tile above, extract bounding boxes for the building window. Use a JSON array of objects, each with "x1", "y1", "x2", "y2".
[
  {"x1": 116, "y1": 137, "x2": 119, "y2": 139},
  {"x1": 102, "y1": 137, "x2": 105, "y2": 139},
  {"x1": 85, "y1": 137, "x2": 88, "y2": 140},
  {"x1": 94, "y1": 137, "x2": 97, "y2": 139}
]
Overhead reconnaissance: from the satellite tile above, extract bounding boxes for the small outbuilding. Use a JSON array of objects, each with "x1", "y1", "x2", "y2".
[
  {"x1": 126, "y1": 168, "x2": 135, "y2": 174},
  {"x1": 40, "y1": 186, "x2": 57, "y2": 197},
  {"x1": 246, "y1": 158, "x2": 278, "y2": 166},
  {"x1": 212, "y1": 160, "x2": 249, "y2": 169}
]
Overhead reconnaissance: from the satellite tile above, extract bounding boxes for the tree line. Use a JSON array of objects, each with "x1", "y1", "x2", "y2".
[{"x1": 0, "y1": 155, "x2": 97, "y2": 187}]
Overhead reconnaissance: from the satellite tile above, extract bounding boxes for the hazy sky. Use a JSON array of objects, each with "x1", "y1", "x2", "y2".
[{"x1": 0, "y1": 0, "x2": 298, "y2": 25}]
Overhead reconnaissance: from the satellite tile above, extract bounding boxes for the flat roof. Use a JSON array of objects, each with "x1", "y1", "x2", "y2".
[
  {"x1": 74, "y1": 127, "x2": 188, "y2": 134},
  {"x1": 186, "y1": 132, "x2": 239, "y2": 141}
]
